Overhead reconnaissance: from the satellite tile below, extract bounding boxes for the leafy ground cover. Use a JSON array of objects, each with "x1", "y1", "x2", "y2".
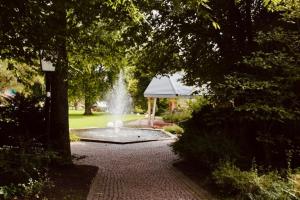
[
  {"x1": 44, "y1": 165, "x2": 98, "y2": 200},
  {"x1": 174, "y1": 160, "x2": 300, "y2": 200},
  {"x1": 163, "y1": 124, "x2": 184, "y2": 135},
  {"x1": 69, "y1": 110, "x2": 144, "y2": 129}
]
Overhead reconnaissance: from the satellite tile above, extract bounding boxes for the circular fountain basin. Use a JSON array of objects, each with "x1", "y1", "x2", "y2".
[{"x1": 71, "y1": 128, "x2": 175, "y2": 144}]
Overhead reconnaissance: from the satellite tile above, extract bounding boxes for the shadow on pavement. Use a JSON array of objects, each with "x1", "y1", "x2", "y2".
[{"x1": 45, "y1": 164, "x2": 98, "y2": 200}]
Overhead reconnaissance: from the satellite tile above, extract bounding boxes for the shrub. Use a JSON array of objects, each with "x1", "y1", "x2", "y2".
[
  {"x1": 0, "y1": 176, "x2": 52, "y2": 200},
  {"x1": 293, "y1": 172, "x2": 300, "y2": 197},
  {"x1": 156, "y1": 98, "x2": 169, "y2": 115},
  {"x1": 0, "y1": 93, "x2": 46, "y2": 147},
  {"x1": 163, "y1": 124, "x2": 184, "y2": 135},
  {"x1": 172, "y1": 102, "x2": 300, "y2": 169},
  {"x1": 69, "y1": 132, "x2": 80, "y2": 142},
  {"x1": 0, "y1": 147, "x2": 56, "y2": 185},
  {"x1": 172, "y1": 104, "x2": 246, "y2": 169},
  {"x1": 134, "y1": 105, "x2": 145, "y2": 114},
  {"x1": 162, "y1": 110, "x2": 192, "y2": 123},
  {"x1": 172, "y1": 132, "x2": 242, "y2": 169},
  {"x1": 0, "y1": 146, "x2": 56, "y2": 200},
  {"x1": 213, "y1": 161, "x2": 299, "y2": 200},
  {"x1": 187, "y1": 96, "x2": 209, "y2": 113}
]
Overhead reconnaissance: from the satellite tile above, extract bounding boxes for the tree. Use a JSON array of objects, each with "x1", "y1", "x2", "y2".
[
  {"x1": 0, "y1": 62, "x2": 19, "y2": 92},
  {"x1": 0, "y1": 60, "x2": 43, "y2": 98},
  {"x1": 128, "y1": 0, "x2": 277, "y2": 86},
  {"x1": 125, "y1": 62, "x2": 152, "y2": 112},
  {"x1": 69, "y1": 62, "x2": 115, "y2": 115},
  {"x1": 123, "y1": 0, "x2": 300, "y2": 168},
  {"x1": 212, "y1": 0, "x2": 300, "y2": 166},
  {"x1": 68, "y1": 19, "x2": 128, "y2": 115},
  {"x1": 0, "y1": 0, "x2": 141, "y2": 161}
]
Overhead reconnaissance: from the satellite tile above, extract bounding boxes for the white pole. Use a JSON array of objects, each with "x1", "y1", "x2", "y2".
[
  {"x1": 151, "y1": 98, "x2": 157, "y2": 127},
  {"x1": 148, "y1": 98, "x2": 151, "y2": 126}
]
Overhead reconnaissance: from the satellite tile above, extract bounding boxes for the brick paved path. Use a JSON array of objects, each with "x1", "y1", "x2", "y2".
[{"x1": 71, "y1": 141, "x2": 215, "y2": 200}]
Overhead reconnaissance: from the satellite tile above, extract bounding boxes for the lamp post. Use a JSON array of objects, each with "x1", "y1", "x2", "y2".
[{"x1": 40, "y1": 57, "x2": 55, "y2": 148}]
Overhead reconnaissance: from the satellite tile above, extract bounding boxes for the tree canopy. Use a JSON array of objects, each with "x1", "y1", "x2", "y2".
[
  {"x1": 1, "y1": 0, "x2": 299, "y2": 166},
  {"x1": 0, "y1": 0, "x2": 141, "y2": 160}
]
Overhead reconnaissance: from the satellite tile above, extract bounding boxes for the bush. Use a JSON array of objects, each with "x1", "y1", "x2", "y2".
[
  {"x1": 161, "y1": 97, "x2": 208, "y2": 123},
  {"x1": 164, "y1": 124, "x2": 184, "y2": 135},
  {"x1": 0, "y1": 93, "x2": 46, "y2": 147},
  {"x1": 0, "y1": 147, "x2": 56, "y2": 185},
  {"x1": 162, "y1": 110, "x2": 192, "y2": 123},
  {"x1": 172, "y1": 132, "x2": 242, "y2": 169},
  {"x1": 294, "y1": 172, "x2": 300, "y2": 197},
  {"x1": 69, "y1": 132, "x2": 80, "y2": 142},
  {"x1": 134, "y1": 105, "x2": 145, "y2": 114},
  {"x1": 172, "y1": 102, "x2": 300, "y2": 169},
  {"x1": 0, "y1": 147, "x2": 56, "y2": 200},
  {"x1": 213, "y1": 161, "x2": 299, "y2": 200},
  {"x1": 0, "y1": 93, "x2": 58, "y2": 199},
  {"x1": 156, "y1": 98, "x2": 169, "y2": 115},
  {"x1": 187, "y1": 96, "x2": 209, "y2": 113},
  {"x1": 172, "y1": 104, "x2": 246, "y2": 169},
  {"x1": 0, "y1": 176, "x2": 52, "y2": 200}
]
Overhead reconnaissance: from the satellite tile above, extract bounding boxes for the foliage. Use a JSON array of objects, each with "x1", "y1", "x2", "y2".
[
  {"x1": 162, "y1": 110, "x2": 192, "y2": 123},
  {"x1": 0, "y1": 93, "x2": 46, "y2": 147},
  {"x1": 69, "y1": 132, "x2": 80, "y2": 142},
  {"x1": 0, "y1": 146, "x2": 56, "y2": 200},
  {"x1": 1, "y1": 0, "x2": 143, "y2": 159},
  {"x1": 161, "y1": 97, "x2": 208, "y2": 123},
  {"x1": 0, "y1": 148, "x2": 52, "y2": 184},
  {"x1": 213, "y1": 161, "x2": 299, "y2": 200},
  {"x1": 0, "y1": 92, "x2": 57, "y2": 199},
  {"x1": 0, "y1": 176, "x2": 51, "y2": 200},
  {"x1": 173, "y1": 102, "x2": 300, "y2": 170},
  {"x1": 294, "y1": 172, "x2": 300, "y2": 197},
  {"x1": 133, "y1": 105, "x2": 145, "y2": 114},
  {"x1": 166, "y1": 0, "x2": 300, "y2": 170},
  {"x1": 68, "y1": 61, "x2": 115, "y2": 115},
  {"x1": 125, "y1": 63, "x2": 153, "y2": 112},
  {"x1": 0, "y1": 61, "x2": 44, "y2": 100},
  {"x1": 187, "y1": 96, "x2": 209, "y2": 113},
  {"x1": 211, "y1": 0, "x2": 300, "y2": 167},
  {"x1": 163, "y1": 124, "x2": 184, "y2": 135},
  {"x1": 128, "y1": 0, "x2": 266, "y2": 85},
  {"x1": 156, "y1": 99, "x2": 169, "y2": 116},
  {"x1": 0, "y1": 0, "x2": 141, "y2": 62},
  {"x1": 172, "y1": 111, "x2": 242, "y2": 169},
  {"x1": 0, "y1": 62, "x2": 18, "y2": 92},
  {"x1": 68, "y1": 17, "x2": 128, "y2": 115}
]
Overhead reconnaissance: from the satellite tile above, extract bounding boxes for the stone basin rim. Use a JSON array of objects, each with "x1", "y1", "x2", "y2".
[{"x1": 70, "y1": 127, "x2": 177, "y2": 144}]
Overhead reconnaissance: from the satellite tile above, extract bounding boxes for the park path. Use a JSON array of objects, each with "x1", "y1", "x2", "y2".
[{"x1": 71, "y1": 140, "x2": 215, "y2": 200}]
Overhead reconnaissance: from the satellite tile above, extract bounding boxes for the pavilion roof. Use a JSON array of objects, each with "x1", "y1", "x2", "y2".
[{"x1": 144, "y1": 72, "x2": 197, "y2": 98}]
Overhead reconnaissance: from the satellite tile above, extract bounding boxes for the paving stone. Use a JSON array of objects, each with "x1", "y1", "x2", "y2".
[{"x1": 71, "y1": 140, "x2": 215, "y2": 200}]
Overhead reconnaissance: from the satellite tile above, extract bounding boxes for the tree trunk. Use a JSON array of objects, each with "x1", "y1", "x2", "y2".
[
  {"x1": 84, "y1": 94, "x2": 93, "y2": 115},
  {"x1": 49, "y1": 0, "x2": 71, "y2": 163},
  {"x1": 74, "y1": 101, "x2": 79, "y2": 110}
]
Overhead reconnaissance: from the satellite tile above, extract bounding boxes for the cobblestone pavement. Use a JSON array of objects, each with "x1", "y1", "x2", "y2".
[{"x1": 71, "y1": 140, "x2": 215, "y2": 200}]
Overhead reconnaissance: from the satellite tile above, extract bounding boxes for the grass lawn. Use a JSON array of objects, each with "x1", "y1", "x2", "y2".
[{"x1": 69, "y1": 110, "x2": 145, "y2": 129}]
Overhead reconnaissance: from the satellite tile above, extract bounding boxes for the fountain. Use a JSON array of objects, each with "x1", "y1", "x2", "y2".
[
  {"x1": 106, "y1": 71, "x2": 132, "y2": 129},
  {"x1": 72, "y1": 71, "x2": 175, "y2": 144}
]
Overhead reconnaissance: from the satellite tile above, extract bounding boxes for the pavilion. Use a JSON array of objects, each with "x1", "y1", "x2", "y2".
[{"x1": 144, "y1": 72, "x2": 197, "y2": 126}]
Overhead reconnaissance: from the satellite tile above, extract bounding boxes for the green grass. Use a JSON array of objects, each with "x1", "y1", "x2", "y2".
[
  {"x1": 163, "y1": 124, "x2": 184, "y2": 135},
  {"x1": 69, "y1": 110, "x2": 144, "y2": 129}
]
